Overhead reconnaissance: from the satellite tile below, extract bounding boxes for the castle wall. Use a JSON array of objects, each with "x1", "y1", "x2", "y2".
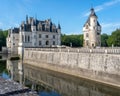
[{"x1": 24, "y1": 48, "x2": 120, "y2": 87}]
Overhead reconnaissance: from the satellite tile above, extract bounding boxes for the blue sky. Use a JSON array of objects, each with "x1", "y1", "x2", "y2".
[{"x1": 0, "y1": 0, "x2": 120, "y2": 34}]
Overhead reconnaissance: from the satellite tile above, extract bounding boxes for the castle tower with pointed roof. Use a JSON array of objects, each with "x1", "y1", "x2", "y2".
[{"x1": 83, "y1": 8, "x2": 101, "y2": 48}]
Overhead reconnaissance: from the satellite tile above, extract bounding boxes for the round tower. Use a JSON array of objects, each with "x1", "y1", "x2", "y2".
[
  {"x1": 83, "y1": 8, "x2": 101, "y2": 48},
  {"x1": 57, "y1": 23, "x2": 61, "y2": 45},
  {"x1": 89, "y1": 8, "x2": 98, "y2": 47}
]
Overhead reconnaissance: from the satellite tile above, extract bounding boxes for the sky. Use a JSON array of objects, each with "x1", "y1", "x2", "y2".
[{"x1": 0, "y1": 0, "x2": 120, "y2": 35}]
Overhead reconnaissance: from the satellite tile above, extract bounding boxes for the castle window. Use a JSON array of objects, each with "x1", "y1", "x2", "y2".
[
  {"x1": 53, "y1": 41, "x2": 55, "y2": 45},
  {"x1": 46, "y1": 35, "x2": 49, "y2": 38},
  {"x1": 39, "y1": 34, "x2": 41, "y2": 38},
  {"x1": 39, "y1": 41, "x2": 41, "y2": 45},
  {"x1": 53, "y1": 35, "x2": 55, "y2": 39},
  {"x1": 86, "y1": 25, "x2": 88, "y2": 29},
  {"x1": 28, "y1": 36, "x2": 30, "y2": 42},
  {"x1": 86, "y1": 40, "x2": 89, "y2": 46},
  {"x1": 97, "y1": 32, "x2": 100, "y2": 35},
  {"x1": 46, "y1": 41, "x2": 49, "y2": 45},
  {"x1": 94, "y1": 19, "x2": 95, "y2": 22},
  {"x1": 86, "y1": 33, "x2": 89, "y2": 37}
]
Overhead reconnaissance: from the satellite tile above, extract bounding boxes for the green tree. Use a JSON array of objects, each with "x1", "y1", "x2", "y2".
[
  {"x1": 107, "y1": 29, "x2": 120, "y2": 47},
  {"x1": 101, "y1": 33, "x2": 109, "y2": 47},
  {"x1": 61, "y1": 34, "x2": 83, "y2": 47},
  {"x1": 0, "y1": 30, "x2": 8, "y2": 50}
]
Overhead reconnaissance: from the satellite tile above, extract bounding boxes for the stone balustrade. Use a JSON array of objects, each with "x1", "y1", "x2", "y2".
[{"x1": 24, "y1": 47, "x2": 120, "y2": 54}]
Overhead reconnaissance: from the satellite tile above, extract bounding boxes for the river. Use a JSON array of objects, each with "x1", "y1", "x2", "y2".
[{"x1": 0, "y1": 54, "x2": 120, "y2": 96}]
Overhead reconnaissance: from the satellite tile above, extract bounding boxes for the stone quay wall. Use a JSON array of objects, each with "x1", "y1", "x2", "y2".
[{"x1": 24, "y1": 48, "x2": 120, "y2": 87}]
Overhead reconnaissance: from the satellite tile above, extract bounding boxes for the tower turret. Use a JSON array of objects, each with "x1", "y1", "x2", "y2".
[
  {"x1": 83, "y1": 8, "x2": 101, "y2": 48},
  {"x1": 57, "y1": 23, "x2": 61, "y2": 45},
  {"x1": 26, "y1": 15, "x2": 28, "y2": 24}
]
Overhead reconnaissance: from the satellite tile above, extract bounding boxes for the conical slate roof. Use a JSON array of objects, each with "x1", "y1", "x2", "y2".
[{"x1": 84, "y1": 8, "x2": 100, "y2": 27}]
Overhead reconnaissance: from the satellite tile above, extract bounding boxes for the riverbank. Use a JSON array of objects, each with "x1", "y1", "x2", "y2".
[{"x1": 0, "y1": 77, "x2": 38, "y2": 96}]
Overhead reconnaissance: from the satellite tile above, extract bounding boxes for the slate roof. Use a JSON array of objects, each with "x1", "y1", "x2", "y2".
[{"x1": 84, "y1": 8, "x2": 101, "y2": 27}]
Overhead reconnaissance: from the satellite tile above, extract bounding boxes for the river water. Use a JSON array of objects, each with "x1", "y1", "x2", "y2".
[{"x1": 0, "y1": 55, "x2": 120, "y2": 96}]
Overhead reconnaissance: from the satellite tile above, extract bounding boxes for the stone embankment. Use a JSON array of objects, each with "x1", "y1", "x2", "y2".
[
  {"x1": 0, "y1": 77, "x2": 38, "y2": 96},
  {"x1": 24, "y1": 48, "x2": 120, "y2": 88}
]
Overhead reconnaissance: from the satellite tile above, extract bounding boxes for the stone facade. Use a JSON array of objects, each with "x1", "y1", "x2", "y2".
[
  {"x1": 6, "y1": 16, "x2": 61, "y2": 55},
  {"x1": 6, "y1": 28, "x2": 19, "y2": 54},
  {"x1": 83, "y1": 8, "x2": 101, "y2": 48}
]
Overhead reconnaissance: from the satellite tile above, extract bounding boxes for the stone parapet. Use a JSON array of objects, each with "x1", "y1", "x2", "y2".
[{"x1": 24, "y1": 47, "x2": 120, "y2": 54}]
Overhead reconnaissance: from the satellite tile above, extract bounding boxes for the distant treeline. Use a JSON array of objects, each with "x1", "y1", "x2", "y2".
[
  {"x1": 0, "y1": 29, "x2": 120, "y2": 51},
  {"x1": 101, "y1": 29, "x2": 120, "y2": 47},
  {"x1": 0, "y1": 30, "x2": 8, "y2": 51},
  {"x1": 61, "y1": 29, "x2": 120, "y2": 47}
]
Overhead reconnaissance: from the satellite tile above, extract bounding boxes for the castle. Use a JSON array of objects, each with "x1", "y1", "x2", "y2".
[
  {"x1": 6, "y1": 8, "x2": 101, "y2": 55},
  {"x1": 83, "y1": 8, "x2": 101, "y2": 48},
  {"x1": 6, "y1": 16, "x2": 61, "y2": 55}
]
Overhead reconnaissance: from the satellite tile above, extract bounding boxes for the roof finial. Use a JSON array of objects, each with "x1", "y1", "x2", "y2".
[
  {"x1": 58, "y1": 22, "x2": 61, "y2": 29},
  {"x1": 90, "y1": 3, "x2": 94, "y2": 12},
  {"x1": 26, "y1": 15, "x2": 28, "y2": 24}
]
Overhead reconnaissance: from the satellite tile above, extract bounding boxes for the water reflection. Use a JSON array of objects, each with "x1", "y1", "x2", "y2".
[
  {"x1": 0, "y1": 58, "x2": 120, "y2": 96},
  {"x1": 23, "y1": 64, "x2": 120, "y2": 96}
]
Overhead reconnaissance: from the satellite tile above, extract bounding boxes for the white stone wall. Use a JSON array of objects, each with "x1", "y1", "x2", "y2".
[
  {"x1": 24, "y1": 48, "x2": 120, "y2": 85},
  {"x1": 6, "y1": 33, "x2": 19, "y2": 54}
]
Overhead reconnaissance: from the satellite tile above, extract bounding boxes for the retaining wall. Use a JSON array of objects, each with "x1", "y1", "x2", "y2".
[{"x1": 24, "y1": 48, "x2": 120, "y2": 87}]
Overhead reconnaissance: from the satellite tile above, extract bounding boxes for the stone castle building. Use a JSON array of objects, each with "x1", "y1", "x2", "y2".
[
  {"x1": 7, "y1": 16, "x2": 61, "y2": 54},
  {"x1": 7, "y1": 28, "x2": 19, "y2": 53},
  {"x1": 83, "y1": 8, "x2": 101, "y2": 48}
]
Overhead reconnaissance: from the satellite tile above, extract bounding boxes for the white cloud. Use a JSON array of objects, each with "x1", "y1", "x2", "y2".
[
  {"x1": 84, "y1": 0, "x2": 120, "y2": 17},
  {"x1": 102, "y1": 22, "x2": 120, "y2": 28},
  {"x1": 101, "y1": 22, "x2": 120, "y2": 34}
]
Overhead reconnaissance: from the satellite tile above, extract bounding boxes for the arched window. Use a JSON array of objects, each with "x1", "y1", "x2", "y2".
[{"x1": 46, "y1": 41, "x2": 49, "y2": 45}]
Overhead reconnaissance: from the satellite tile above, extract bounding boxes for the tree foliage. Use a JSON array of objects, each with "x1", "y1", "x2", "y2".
[
  {"x1": 61, "y1": 34, "x2": 83, "y2": 47},
  {"x1": 107, "y1": 29, "x2": 120, "y2": 47},
  {"x1": 0, "y1": 30, "x2": 8, "y2": 50},
  {"x1": 101, "y1": 33, "x2": 109, "y2": 47}
]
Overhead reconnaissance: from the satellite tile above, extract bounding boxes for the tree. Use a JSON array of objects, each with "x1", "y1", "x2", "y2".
[
  {"x1": 101, "y1": 33, "x2": 109, "y2": 47},
  {"x1": 0, "y1": 30, "x2": 8, "y2": 50},
  {"x1": 107, "y1": 29, "x2": 120, "y2": 47},
  {"x1": 61, "y1": 34, "x2": 83, "y2": 47}
]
